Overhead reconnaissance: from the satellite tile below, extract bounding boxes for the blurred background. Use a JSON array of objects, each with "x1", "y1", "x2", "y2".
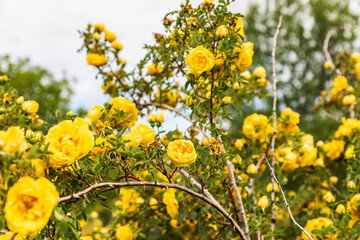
[{"x1": 0, "y1": 0, "x2": 359, "y2": 139}]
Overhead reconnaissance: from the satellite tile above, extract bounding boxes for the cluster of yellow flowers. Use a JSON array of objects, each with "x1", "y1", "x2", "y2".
[
  {"x1": 0, "y1": 126, "x2": 28, "y2": 153},
  {"x1": 86, "y1": 22, "x2": 124, "y2": 67},
  {"x1": 303, "y1": 217, "x2": 336, "y2": 239},
  {"x1": 147, "y1": 63, "x2": 164, "y2": 75},
  {"x1": 276, "y1": 108, "x2": 300, "y2": 137},
  {"x1": 334, "y1": 118, "x2": 360, "y2": 138},
  {"x1": 232, "y1": 42, "x2": 254, "y2": 72},
  {"x1": 253, "y1": 66, "x2": 269, "y2": 87},
  {"x1": 275, "y1": 134, "x2": 320, "y2": 171},
  {"x1": 109, "y1": 97, "x2": 138, "y2": 128},
  {"x1": 148, "y1": 111, "x2": 164, "y2": 127},
  {"x1": 242, "y1": 113, "x2": 273, "y2": 142},
  {"x1": 155, "y1": 88, "x2": 179, "y2": 107}
]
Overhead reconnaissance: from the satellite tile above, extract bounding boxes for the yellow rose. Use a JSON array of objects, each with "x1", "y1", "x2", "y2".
[
  {"x1": 22, "y1": 100, "x2": 39, "y2": 115},
  {"x1": 122, "y1": 124, "x2": 155, "y2": 148},
  {"x1": 336, "y1": 204, "x2": 346, "y2": 215},
  {"x1": 5, "y1": 177, "x2": 59, "y2": 237},
  {"x1": 16, "y1": 96, "x2": 24, "y2": 104},
  {"x1": 345, "y1": 145, "x2": 355, "y2": 159},
  {"x1": 93, "y1": 22, "x2": 105, "y2": 32},
  {"x1": 233, "y1": 42, "x2": 254, "y2": 72},
  {"x1": 234, "y1": 139, "x2": 246, "y2": 149},
  {"x1": 45, "y1": 118, "x2": 94, "y2": 167},
  {"x1": 281, "y1": 108, "x2": 300, "y2": 125},
  {"x1": 0, "y1": 126, "x2": 28, "y2": 153},
  {"x1": 257, "y1": 78, "x2": 269, "y2": 87},
  {"x1": 185, "y1": 46, "x2": 215, "y2": 75},
  {"x1": 257, "y1": 196, "x2": 269, "y2": 209},
  {"x1": 323, "y1": 140, "x2": 345, "y2": 161},
  {"x1": 324, "y1": 61, "x2": 334, "y2": 69},
  {"x1": 87, "y1": 105, "x2": 104, "y2": 123},
  {"x1": 110, "y1": 97, "x2": 138, "y2": 128},
  {"x1": 148, "y1": 113, "x2": 156, "y2": 123},
  {"x1": 246, "y1": 163, "x2": 258, "y2": 174},
  {"x1": 342, "y1": 94, "x2": 356, "y2": 105},
  {"x1": 93, "y1": 32, "x2": 101, "y2": 41},
  {"x1": 156, "y1": 112, "x2": 164, "y2": 123},
  {"x1": 0, "y1": 232, "x2": 25, "y2": 240},
  {"x1": 147, "y1": 63, "x2": 164, "y2": 75},
  {"x1": 222, "y1": 96, "x2": 232, "y2": 104},
  {"x1": 116, "y1": 225, "x2": 133, "y2": 240},
  {"x1": 112, "y1": 40, "x2": 123, "y2": 51},
  {"x1": 242, "y1": 113, "x2": 273, "y2": 142},
  {"x1": 104, "y1": 30, "x2": 117, "y2": 42},
  {"x1": 332, "y1": 76, "x2": 348, "y2": 93},
  {"x1": 86, "y1": 53, "x2": 107, "y2": 66},
  {"x1": 323, "y1": 191, "x2": 335, "y2": 203},
  {"x1": 167, "y1": 140, "x2": 197, "y2": 167},
  {"x1": 215, "y1": 25, "x2": 228, "y2": 38},
  {"x1": 233, "y1": 16, "x2": 245, "y2": 38},
  {"x1": 253, "y1": 66, "x2": 266, "y2": 79},
  {"x1": 241, "y1": 70, "x2": 251, "y2": 79}
]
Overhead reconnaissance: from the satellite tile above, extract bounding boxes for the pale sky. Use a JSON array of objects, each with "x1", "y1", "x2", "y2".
[
  {"x1": 0, "y1": 0, "x2": 250, "y2": 131},
  {"x1": 0, "y1": 0, "x2": 249, "y2": 110}
]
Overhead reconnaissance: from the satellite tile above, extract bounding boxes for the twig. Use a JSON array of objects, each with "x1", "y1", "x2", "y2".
[
  {"x1": 263, "y1": 154, "x2": 314, "y2": 240},
  {"x1": 322, "y1": 28, "x2": 342, "y2": 76},
  {"x1": 164, "y1": 162, "x2": 246, "y2": 239},
  {"x1": 225, "y1": 178, "x2": 241, "y2": 225},
  {"x1": 215, "y1": 225, "x2": 227, "y2": 239},
  {"x1": 322, "y1": 111, "x2": 341, "y2": 123},
  {"x1": 270, "y1": 15, "x2": 282, "y2": 239},
  {"x1": 59, "y1": 180, "x2": 246, "y2": 239},
  {"x1": 9, "y1": 233, "x2": 17, "y2": 240},
  {"x1": 226, "y1": 160, "x2": 250, "y2": 240}
]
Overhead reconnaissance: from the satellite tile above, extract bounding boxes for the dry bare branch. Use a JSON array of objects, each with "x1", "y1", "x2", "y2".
[
  {"x1": 270, "y1": 15, "x2": 283, "y2": 239},
  {"x1": 263, "y1": 154, "x2": 313, "y2": 240}
]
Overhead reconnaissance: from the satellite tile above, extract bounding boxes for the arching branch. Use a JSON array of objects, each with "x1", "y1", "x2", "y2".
[{"x1": 59, "y1": 180, "x2": 246, "y2": 239}]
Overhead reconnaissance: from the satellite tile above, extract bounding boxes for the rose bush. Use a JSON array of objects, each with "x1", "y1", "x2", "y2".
[{"x1": 0, "y1": 0, "x2": 360, "y2": 239}]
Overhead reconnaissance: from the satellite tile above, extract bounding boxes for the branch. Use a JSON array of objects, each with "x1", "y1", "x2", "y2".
[
  {"x1": 270, "y1": 15, "x2": 282, "y2": 239},
  {"x1": 263, "y1": 154, "x2": 314, "y2": 240},
  {"x1": 322, "y1": 28, "x2": 342, "y2": 76},
  {"x1": 164, "y1": 162, "x2": 246, "y2": 239},
  {"x1": 9, "y1": 233, "x2": 17, "y2": 240},
  {"x1": 322, "y1": 29, "x2": 355, "y2": 119},
  {"x1": 226, "y1": 160, "x2": 250, "y2": 240},
  {"x1": 59, "y1": 180, "x2": 246, "y2": 239}
]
